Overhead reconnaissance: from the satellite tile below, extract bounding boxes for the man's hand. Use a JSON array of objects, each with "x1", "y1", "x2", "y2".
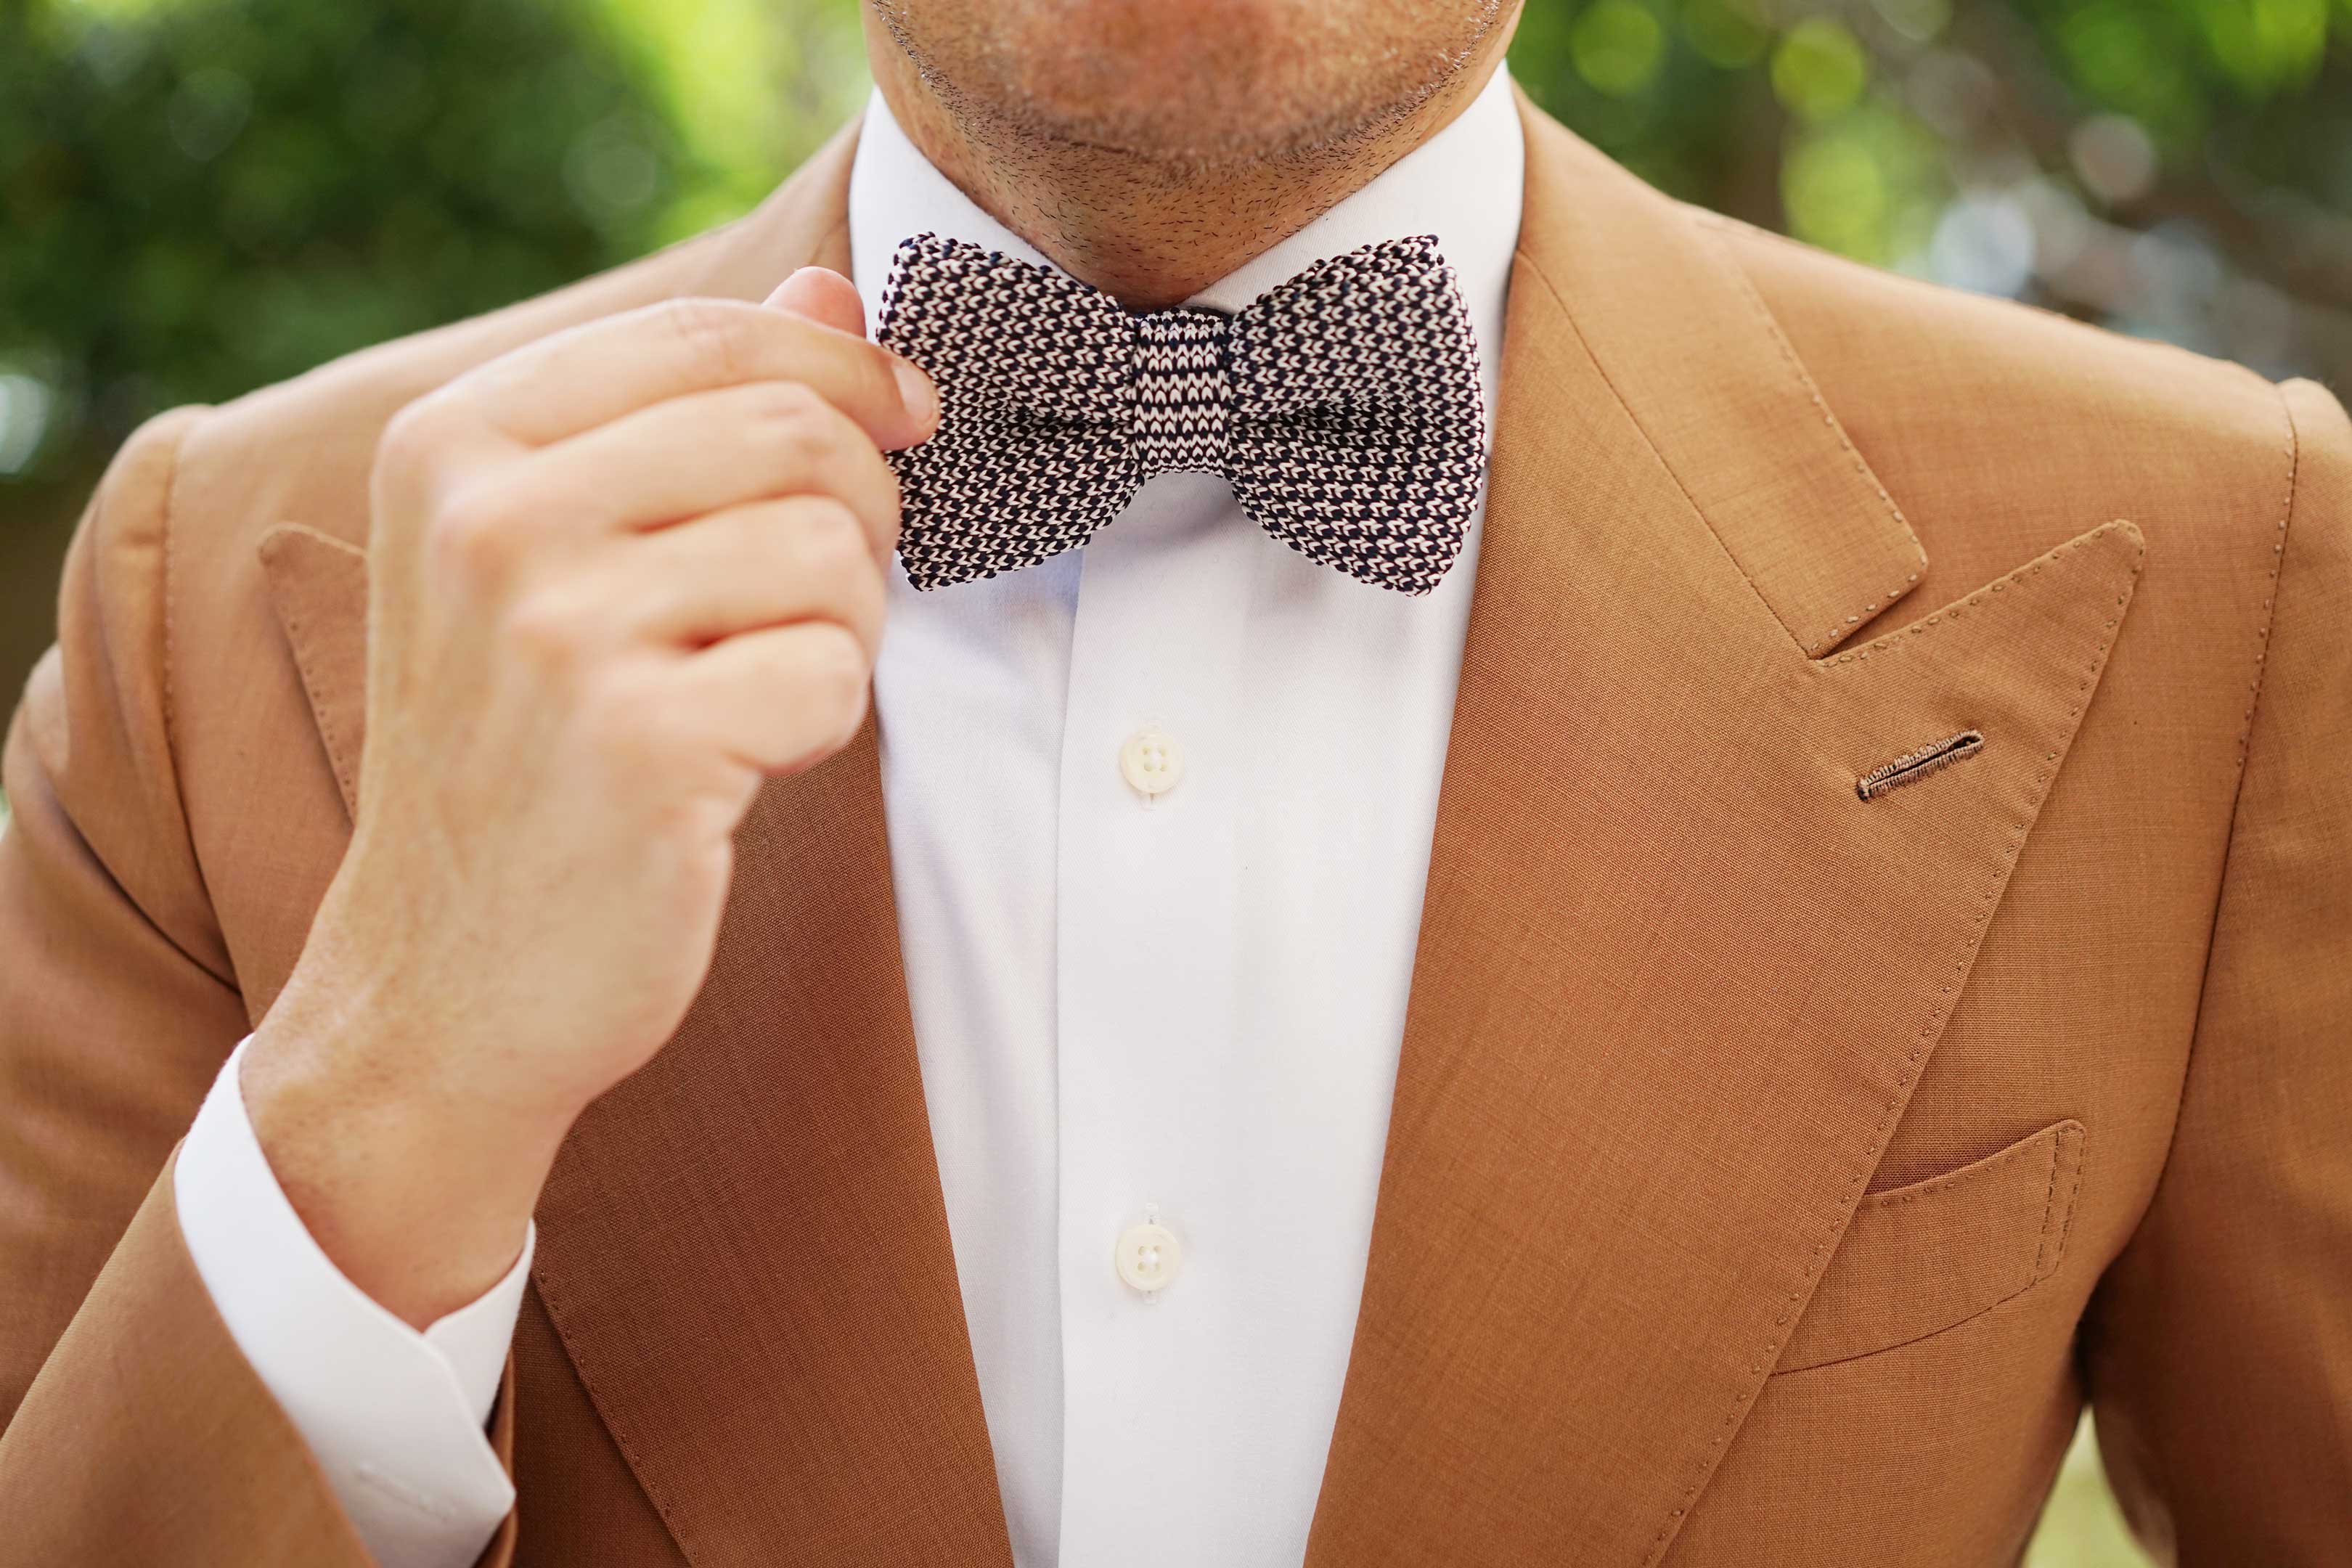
[{"x1": 239, "y1": 269, "x2": 935, "y2": 1326}]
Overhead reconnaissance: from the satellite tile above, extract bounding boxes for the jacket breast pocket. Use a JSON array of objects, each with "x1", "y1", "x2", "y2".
[{"x1": 1773, "y1": 1119, "x2": 2086, "y2": 1374}]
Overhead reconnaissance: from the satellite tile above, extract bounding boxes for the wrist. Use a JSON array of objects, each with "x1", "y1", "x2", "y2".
[{"x1": 241, "y1": 1004, "x2": 571, "y2": 1328}]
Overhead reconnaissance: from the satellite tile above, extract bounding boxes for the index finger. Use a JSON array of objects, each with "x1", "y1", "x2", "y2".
[{"x1": 454, "y1": 295, "x2": 939, "y2": 452}]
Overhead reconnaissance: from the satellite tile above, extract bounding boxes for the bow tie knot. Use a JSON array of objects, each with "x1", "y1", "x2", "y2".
[
  {"x1": 876, "y1": 232, "x2": 1485, "y2": 595},
  {"x1": 1132, "y1": 310, "x2": 1233, "y2": 477}
]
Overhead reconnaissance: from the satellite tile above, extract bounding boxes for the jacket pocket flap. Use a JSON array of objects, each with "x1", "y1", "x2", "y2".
[{"x1": 1776, "y1": 1118, "x2": 2085, "y2": 1373}]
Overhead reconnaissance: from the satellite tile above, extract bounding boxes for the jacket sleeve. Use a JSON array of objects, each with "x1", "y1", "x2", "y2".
[
  {"x1": 2083, "y1": 376, "x2": 2352, "y2": 1563},
  {"x1": 0, "y1": 410, "x2": 518, "y2": 1567}
]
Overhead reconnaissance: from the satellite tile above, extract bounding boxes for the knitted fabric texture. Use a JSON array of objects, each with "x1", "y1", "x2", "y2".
[{"x1": 875, "y1": 232, "x2": 1486, "y2": 594}]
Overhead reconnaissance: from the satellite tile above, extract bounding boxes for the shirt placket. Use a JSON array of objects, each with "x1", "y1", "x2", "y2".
[{"x1": 1052, "y1": 469, "x2": 1253, "y2": 1564}]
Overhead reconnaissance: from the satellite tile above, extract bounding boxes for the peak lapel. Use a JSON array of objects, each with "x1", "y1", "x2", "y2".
[
  {"x1": 256, "y1": 123, "x2": 1012, "y2": 1568},
  {"x1": 528, "y1": 724, "x2": 1010, "y2": 1568},
  {"x1": 1306, "y1": 100, "x2": 2141, "y2": 1566}
]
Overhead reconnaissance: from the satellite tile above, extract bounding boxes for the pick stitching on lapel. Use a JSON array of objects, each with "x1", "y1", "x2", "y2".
[
  {"x1": 1509, "y1": 91, "x2": 1929, "y2": 659},
  {"x1": 258, "y1": 523, "x2": 369, "y2": 820}
]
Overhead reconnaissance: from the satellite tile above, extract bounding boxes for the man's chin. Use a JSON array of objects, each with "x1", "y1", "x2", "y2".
[{"x1": 880, "y1": 0, "x2": 1506, "y2": 168}]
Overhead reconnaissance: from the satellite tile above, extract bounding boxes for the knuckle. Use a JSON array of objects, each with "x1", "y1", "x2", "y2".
[
  {"x1": 805, "y1": 623, "x2": 871, "y2": 728},
  {"x1": 428, "y1": 483, "x2": 528, "y2": 585},
  {"x1": 656, "y1": 298, "x2": 757, "y2": 380},
  {"x1": 755, "y1": 383, "x2": 838, "y2": 462},
  {"x1": 796, "y1": 499, "x2": 870, "y2": 581},
  {"x1": 376, "y1": 394, "x2": 465, "y2": 486},
  {"x1": 503, "y1": 592, "x2": 595, "y2": 674},
  {"x1": 752, "y1": 377, "x2": 825, "y2": 425}
]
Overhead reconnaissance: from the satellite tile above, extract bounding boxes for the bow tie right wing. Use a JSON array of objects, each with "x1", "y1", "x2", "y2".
[
  {"x1": 1224, "y1": 236, "x2": 1486, "y2": 596},
  {"x1": 876, "y1": 234, "x2": 1140, "y2": 591}
]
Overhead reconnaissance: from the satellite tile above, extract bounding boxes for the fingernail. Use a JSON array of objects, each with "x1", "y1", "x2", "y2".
[{"x1": 892, "y1": 356, "x2": 939, "y2": 433}]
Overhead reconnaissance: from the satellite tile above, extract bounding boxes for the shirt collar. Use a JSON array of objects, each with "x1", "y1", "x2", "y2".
[{"x1": 844, "y1": 65, "x2": 1524, "y2": 440}]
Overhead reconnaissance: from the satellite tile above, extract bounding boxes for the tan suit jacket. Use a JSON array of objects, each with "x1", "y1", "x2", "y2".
[{"x1": 2, "y1": 97, "x2": 2347, "y2": 1567}]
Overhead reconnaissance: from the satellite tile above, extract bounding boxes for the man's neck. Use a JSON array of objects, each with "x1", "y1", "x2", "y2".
[{"x1": 862, "y1": 10, "x2": 1514, "y2": 311}]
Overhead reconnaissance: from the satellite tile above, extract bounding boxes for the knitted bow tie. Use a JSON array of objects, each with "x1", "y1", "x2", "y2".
[{"x1": 874, "y1": 232, "x2": 1486, "y2": 595}]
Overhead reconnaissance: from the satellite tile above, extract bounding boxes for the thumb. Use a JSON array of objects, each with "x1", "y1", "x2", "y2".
[
  {"x1": 764, "y1": 264, "x2": 938, "y2": 445},
  {"x1": 764, "y1": 266, "x2": 870, "y2": 338}
]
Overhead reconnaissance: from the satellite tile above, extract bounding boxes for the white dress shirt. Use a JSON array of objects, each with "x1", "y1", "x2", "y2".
[{"x1": 174, "y1": 65, "x2": 1523, "y2": 1568}]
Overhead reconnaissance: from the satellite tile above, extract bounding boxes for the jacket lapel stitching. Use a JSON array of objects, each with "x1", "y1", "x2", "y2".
[
  {"x1": 277, "y1": 592, "x2": 359, "y2": 817},
  {"x1": 1808, "y1": 519, "x2": 2140, "y2": 672},
  {"x1": 1502, "y1": 248, "x2": 1799, "y2": 642},
  {"x1": 1694, "y1": 211, "x2": 1928, "y2": 654},
  {"x1": 526, "y1": 1263, "x2": 717, "y2": 1562},
  {"x1": 256, "y1": 523, "x2": 365, "y2": 818}
]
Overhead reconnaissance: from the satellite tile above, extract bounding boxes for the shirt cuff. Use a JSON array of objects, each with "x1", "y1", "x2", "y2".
[{"x1": 175, "y1": 1035, "x2": 531, "y2": 1568}]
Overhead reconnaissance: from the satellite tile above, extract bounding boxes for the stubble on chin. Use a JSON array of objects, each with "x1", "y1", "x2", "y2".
[{"x1": 870, "y1": 0, "x2": 1506, "y2": 175}]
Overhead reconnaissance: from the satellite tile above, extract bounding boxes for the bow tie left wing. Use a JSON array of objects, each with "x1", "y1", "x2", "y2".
[
  {"x1": 878, "y1": 234, "x2": 1141, "y2": 590},
  {"x1": 1225, "y1": 235, "x2": 1487, "y2": 597}
]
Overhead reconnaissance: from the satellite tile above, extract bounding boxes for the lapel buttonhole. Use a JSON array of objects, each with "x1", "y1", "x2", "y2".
[{"x1": 1855, "y1": 728, "x2": 1986, "y2": 801}]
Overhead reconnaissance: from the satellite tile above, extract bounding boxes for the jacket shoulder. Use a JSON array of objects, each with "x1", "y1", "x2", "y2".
[
  {"x1": 1707, "y1": 213, "x2": 2308, "y2": 580},
  {"x1": 161, "y1": 115, "x2": 857, "y2": 571},
  {"x1": 170, "y1": 222, "x2": 742, "y2": 563}
]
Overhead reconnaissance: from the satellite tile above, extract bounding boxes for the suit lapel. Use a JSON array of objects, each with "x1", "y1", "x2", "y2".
[
  {"x1": 258, "y1": 523, "x2": 372, "y2": 819},
  {"x1": 1305, "y1": 100, "x2": 2140, "y2": 1566},
  {"x1": 525, "y1": 724, "x2": 1010, "y2": 1568},
  {"x1": 257, "y1": 126, "x2": 1013, "y2": 1568}
]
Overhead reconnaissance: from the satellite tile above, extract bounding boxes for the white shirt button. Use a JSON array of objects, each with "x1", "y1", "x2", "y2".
[
  {"x1": 1119, "y1": 725, "x2": 1184, "y2": 798},
  {"x1": 1114, "y1": 1221, "x2": 1183, "y2": 1294}
]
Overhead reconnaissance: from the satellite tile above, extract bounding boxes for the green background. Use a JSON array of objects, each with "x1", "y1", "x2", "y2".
[{"x1": 5, "y1": 4, "x2": 2348, "y2": 1554}]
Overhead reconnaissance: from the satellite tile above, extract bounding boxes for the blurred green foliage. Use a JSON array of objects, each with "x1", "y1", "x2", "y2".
[
  {"x1": 0, "y1": 0, "x2": 870, "y2": 489},
  {"x1": 2028, "y1": 1417, "x2": 2158, "y2": 1568},
  {"x1": 1, "y1": 0, "x2": 682, "y2": 460},
  {"x1": 1510, "y1": 0, "x2": 2352, "y2": 383},
  {"x1": 0, "y1": 3, "x2": 2334, "y2": 1555}
]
